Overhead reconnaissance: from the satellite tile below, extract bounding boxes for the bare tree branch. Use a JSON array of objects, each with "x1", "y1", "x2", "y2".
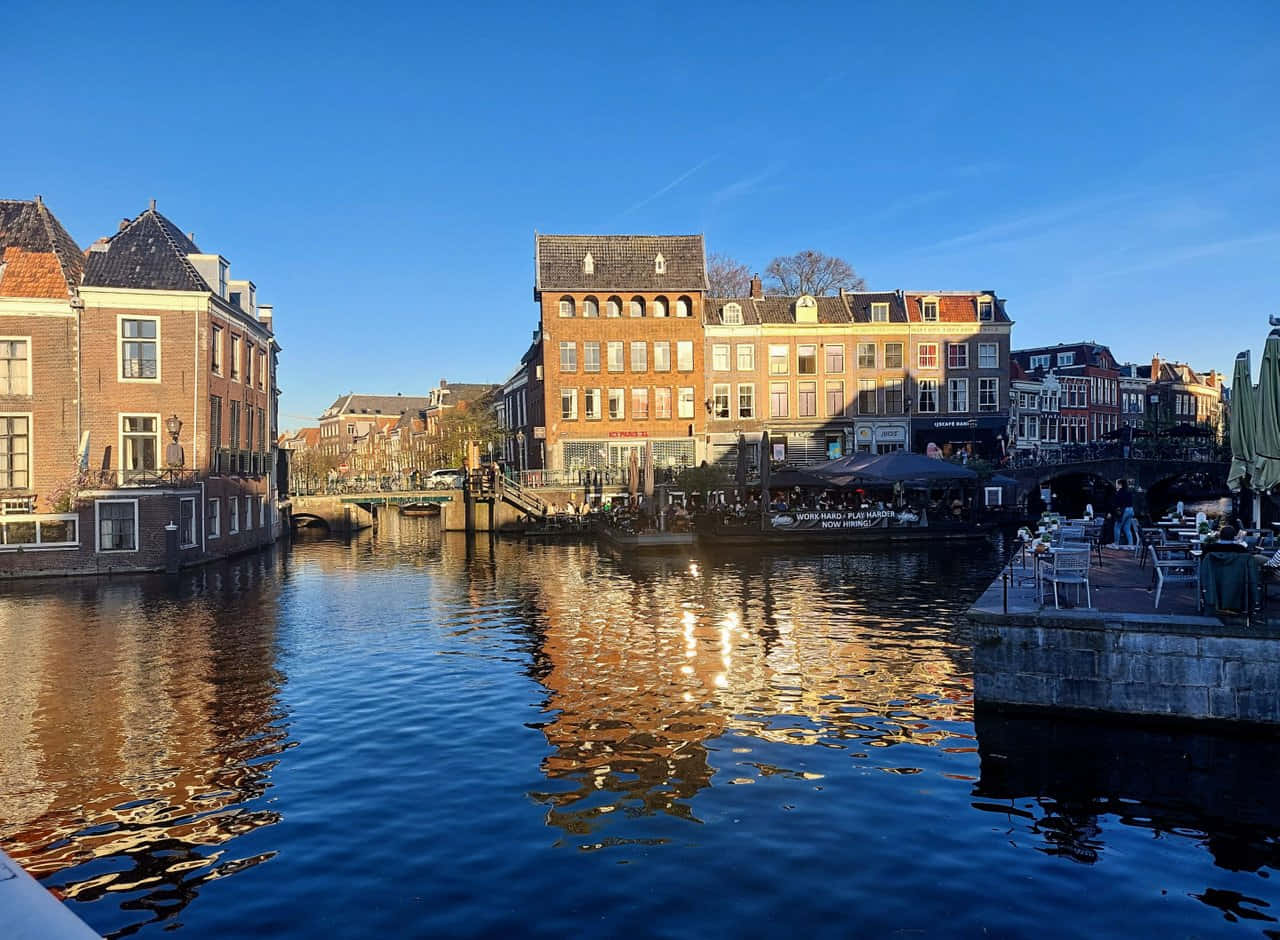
[
  {"x1": 706, "y1": 252, "x2": 752, "y2": 298},
  {"x1": 764, "y1": 250, "x2": 866, "y2": 296}
]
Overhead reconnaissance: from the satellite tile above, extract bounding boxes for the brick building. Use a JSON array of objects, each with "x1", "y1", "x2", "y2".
[
  {"x1": 534, "y1": 234, "x2": 708, "y2": 472},
  {"x1": 0, "y1": 197, "x2": 285, "y2": 577},
  {"x1": 1142, "y1": 356, "x2": 1227, "y2": 437},
  {"x1": 318, "y1": 392, "x2": 434, "y2": 462},
  {"x1": 1011, "y1": 342, "x2": 1120, "y2": 445},
  {"x1": 497, "y1": 329, "x2": 545, "y2": 472}
]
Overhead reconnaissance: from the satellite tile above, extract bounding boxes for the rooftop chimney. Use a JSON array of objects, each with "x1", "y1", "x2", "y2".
[
  {"x1": 149, "y1": 199, "x2": 157, "y2": 211},
  {"x1": 118, "y1": 219, "x2": 129, "y2": 231},
  {"x1": 1151, "y1": 355, "x2": 1161, "y2": 378},
  {"x1": 34, "y1": 194, "x2": 43, "y2": 206},
  {"x1": 750, "y1": 273, "x2": 763, "y2": 299}
]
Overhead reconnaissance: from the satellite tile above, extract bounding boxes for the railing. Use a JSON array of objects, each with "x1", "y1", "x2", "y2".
[
  {"x1": 87, "y1": 468, "x2": 199, "y2": 487},
  {"x1": 1007, "y1": 441, "x2": 1230, "y2": 469},
  {"x1": 0, "y1": 513, "x2": 79, "y2": 550},
  {"x1": 515, "y1": 466, "x2": 687, "y2": 489}
]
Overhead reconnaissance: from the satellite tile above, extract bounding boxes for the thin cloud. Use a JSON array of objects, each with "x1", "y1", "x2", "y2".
[
  {"x1": 619, "y1": 156, "x2": 718, "y2": 217},
  {"x1": 709, "y1": 164, "x2": 782, "y2": 207},
  {"x1": 1091, "y1": 231, "x2": 1280, "y2": 279}
]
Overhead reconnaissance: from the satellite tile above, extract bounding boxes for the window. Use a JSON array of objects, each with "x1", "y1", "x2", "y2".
[
  {"x1": 559, "y1": 296, "x2": 575, "y2": 317},
  {"x1": 120, "y1": 318, "x2": 159, "y2": 380},
  {"x1": 884, "y1": 378, "x2": 904, "y2": 413},
  {"x1": 948, "y1": 378, "x2": 969, "y2": 412},
  {"x1": 630, "y1": 296, "x2": 645, "y2": 318},
  {"x1": 677, "y1": 387, "x2": 694, "y2": 419},
  {"x1": 825, "y1": 344, "x2": 844, "y2": 373},
  {"x1": 769, "y1": 345, "x2": 789, "y2": 375},
  {"x1": 608, "y1": 388, "x2": 625, "y2": 420},
  {"x1": 583, "y1": 296, "x2": 599, "y2": 318},
  {"x1": 179, "y1": 497, "x2": 197, "y2": 548},
  {"x1": 655, "y1": 387, "x2": 672, "y2": 419},
  {"x1": 559, "y1": 341, "x2": 577, "y2": 372},
  {"x1": 918, "y1": 379, "x2": 938, "y2": 413},
  {"x1": 1029, "y1": 354, "x2": 1050, "y2": 370},
  {"x1": 207, "y1": 498, "x2": 221, "y2": 539},
  {"x1": 918, "y1": 343, "x2": 938, "y2": 369},
  {"x1": 0, "y1": 340, "x2": 29, "y2": 395},
  {"x1": 230, "y1": 291, "x2": 241, "y2": 308},
  {"x1": 210, "y1": 395, "x2": 223, "y2": 449},
  {"x1": 870, "y1": 302, "x2": 889, "y2": 322},
  {"x1": 979, "y1": 343, "x2": 999, "y2": 369},
  {"x1": 245, "y1": 497, "x2": 253, "y2": 531},
  {"x1": 0, "y1": 416, "x2": 30, "y2": 488},
  {"x1": 631, "y1": 341, "x2": 647, "y2": 372},
  {"x1": 229, "y1": 496, "x2": 239, "y2": 534},
  {"x1": 583, "y1": 253, "x2": 594, "y2": 275},
  {"x1": 96, "y1": 500, "x2": 137, "y2": 552},
  {"x1": 857, "y1": 343, "x2": 876, "y2": 370},
  {"x1": 653, "y1": 297, "x2": 669, "y2": 318},
  {"x1": 676, "y1": 341, "x2": 693, "y2": 372},
  {"x1": 979, "y1": 378, "x2": 1000, "y2": 412},
  {"x1": 230, "y1": 402, "x2": 242, "y2": 449},
  {"x1": 654, "y1": 253, "x2": 666, "y2": 274},
  {"x1": 231, "y1": 335, "x2": 241, "y2": 380},
  {"x1": 978, "y1": 299, "x2": 994, "y2": 321},
  {"x1": 573, "y1": 341, "x2": 597, "y2": 374},
  {"x1": 737, "y1": 344, "x2": 755, "y2": 371},
  {"x1": 884, "y1": 343, "x2": 904, "y2": 370},
  {"x1": 797, "y1": 345, "x2": 817, "y2": 375},
  {"x1": 584, "y1": 388, "x2": 601, "y2": 420},
  {"x1": 121, "y1": 415, "x2": 159, "y2": 481},
  {"x1": 1057, "y1": 352, "x2": 1075, "y2": 367},
  {"x1": 246, "y1": 404, "x2": 255, "y2": 452},
  {"x1": 261, "y1": 497, "x2": 268, "y2": 530},
  {"x1": 560, "y1": 389, "x2": 577, "y2": 420},
  {"x1": 245, "y1": 344, "x2": 254, "y2": 388},
  {"x1": 632, "y1": 387, "x2": 650, "y2": 419},
  {"x1": 858, "y1": 379, "x2": 877, "y2": 414},
  {"x1": 722, "y1": 302, "x2": 743, "y2": 325},
  {"x1": 208, "y1": 326, "x2": 222, "y2": 375},
  {"x1": 948, "y1": 343, "x2": 969, "y2": 369},
  {"x1": 797, "y1": 382, "x2": 817, "y2": 417},
  {"x1": 826, "y1": 381, "x2": 844, "y2": 417},
  {"x1": 257, "y1": 350, "x2": 266, "y2": 390},
  {"x1": 607, "y1": 296, "x2": 622, "y2": 317},
  {"x1": 711, "y1": 344, "x2": 730, "y2": 371},
  {"x1": 712, "y1": 383, "x2": 730, "y2": 419},
  {"x1": 769, "y1": 382, "x2": 789, "y2": 418},
  {"x1": 921, "y1": 300, "x2": 938, "y2": 321},
  {"x1": 607, "y1": 341, "x2": 624, "y2": 372},
  {"x1": 738, "y1": 384, "x2": 755, "y2": 419},
  {"x1": 654, "y1": 342, "x2": 671, "y2": 371},
  {"x1": 676, "y1": 296, "x2": 691, "y2": 318}
]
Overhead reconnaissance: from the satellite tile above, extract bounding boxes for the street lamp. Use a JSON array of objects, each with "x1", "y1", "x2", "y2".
[
  {"x1": 164, "y1": 414, "x2": 184, "y2": 468},
  {"x1": 516, "y1": 430, "x2": 526, "y2": 471}
]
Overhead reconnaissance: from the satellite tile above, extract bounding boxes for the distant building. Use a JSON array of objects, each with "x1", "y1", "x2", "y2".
[
  {"x1": 1011, "y1": 342, "x2": 1120, "y2": 444},
  {"x1": 497, "y1": 330, "x2": 545, "y2": 472},
  {"x1": 318, "y1": 393, "x2": 434, "y2": 462},
  {"x1": 1142, "y1": 356, "x2": 1227, "y2": 437}
]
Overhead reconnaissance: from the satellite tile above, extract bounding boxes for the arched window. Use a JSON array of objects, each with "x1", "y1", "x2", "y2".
[
  {"x1": 655, "y1": 253, "x2": 666, "y2": 275},
  {"x1": 606, "y1": 296, "x2": 622, "y2": 318},
  {"x1": 676, "y1": 296, "x2": 691, "y2": 318},
  {"x1": 722, "y1": 302, "x2": 743, "y2": 325},
  {"x1": 583, "y1": 252, "x2": 594, "y2": 275},
  {"x1": 583, "y1": 296, "x2": 599, "y2": 318},
  {"x1": 653, "y1": 296, "x2": 669, "y2": 318},
  {"x1": 558, "y1": 295, "x2": 575, "y2": 318},
  {"x1": 630, "y1": 296, "x2": 646, "y2": 318}
]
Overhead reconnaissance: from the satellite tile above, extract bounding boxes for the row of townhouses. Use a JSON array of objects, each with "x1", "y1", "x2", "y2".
[
  {"x1": 0, "y1": 197, "x2": 283, "y2": 576},
  {"x1": 496, "y1": 234, "x2": 1015, "y2": 475}
]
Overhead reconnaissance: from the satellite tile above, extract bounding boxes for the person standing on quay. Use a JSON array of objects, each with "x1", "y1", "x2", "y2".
[{"x1": 1114, "y1": 479, "x2": 1137, "y2": 549}]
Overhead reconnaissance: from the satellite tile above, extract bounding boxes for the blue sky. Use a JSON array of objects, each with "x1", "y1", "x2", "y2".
[{"x1": 5, "y1": 1, "x2": 1277, "y2": 426}]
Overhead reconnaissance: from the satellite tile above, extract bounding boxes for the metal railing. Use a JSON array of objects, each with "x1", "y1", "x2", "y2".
[{"x1": 87, "y1": 468, "x2": 200, "y2": 488}]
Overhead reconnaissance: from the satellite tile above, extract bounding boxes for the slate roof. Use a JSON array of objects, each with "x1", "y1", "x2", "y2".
[
  {"x1": 535, "y1": 234, "x2": 707, "y2": 293},
  {"x1": 82, "y1": 206, "x2": 211, "y2": 292},
  {"x1": 1011, "y1": 342, "x2": 1118, "y2": 373},
  {"x1": 845, "y1": 291, "x2": 909, "y2": 324},
  {"x1": 0, "y1": 198, "x2": 83, "y2": 298},
  {"x1": 322, "y1": 394, "x2": 436, "y2": 418},
  {"x1": 704, "y1": 294, "x2": 852, "y2": 325}
]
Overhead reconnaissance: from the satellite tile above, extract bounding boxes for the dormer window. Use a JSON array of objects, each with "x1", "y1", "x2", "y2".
[
  {"x1": 583, "y1": 252, "x2": 594, "y2": 275},
  {"x1": 230, "y1": 291, "x2": 242, "y2": 308},
  {"x1": 795, "y1": 295, "x2": 818, "y2": 324},
  {"x1": 558, "y1": 296, "x2": 575, "y2": 318},
  {"x1": 870, "y1": 302, "x2": 889, "y2": 322},
  {"x1": 1057, "y1": 351, "x2": 1075, "y2": 367},
  {"x1": 723, "y1": 302, "x2": 743, "y2": 325},
  {"x1": 921, "y1": 299, "x2": 939, "y2": 321},
  {"x1": 654, "y1": 253, "x2": 666, "y2": 275},
  {"x1": 978, "y1": 298, "x2": 994, "y2": 321}
]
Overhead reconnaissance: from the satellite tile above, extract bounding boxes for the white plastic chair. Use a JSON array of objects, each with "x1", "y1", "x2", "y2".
[{"x1": 1046, "y1": 548, "x2": 1091, "y2": 609}]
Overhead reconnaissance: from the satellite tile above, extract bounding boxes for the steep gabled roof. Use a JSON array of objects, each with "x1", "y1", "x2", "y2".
[
  {"x1": 322, "y1": 393, "x2": 436, "y2": 418},
  {"x1": 0, "y1": 198, "x2": 83, "y2": 299},
  {"x1": 704, "y1": 294, "x2": 851, "y2": 325},
  {"x1": 82, "y1": 206, "x2": 211, "y2": 292},
  {"x1": 536, "y1": 234, "x2": 707, "y2": 293},
  {"x1": 903, "y1": 291, "x2": 1011, "y2": 323},
  {"x1": 845, "y1": 291, "x2": 908, "y2": 324}
]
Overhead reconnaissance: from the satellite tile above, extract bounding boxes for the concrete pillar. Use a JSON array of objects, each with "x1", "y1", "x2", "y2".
[{"x1": 164, "y1": 523, "x2": 179, "y2": 574}]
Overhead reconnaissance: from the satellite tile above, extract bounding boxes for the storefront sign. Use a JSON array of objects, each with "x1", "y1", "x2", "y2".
[
  {"x1": 875, "y1": 426, "x2": 906, "y2": 442},
  {"x1": 926, "y1": 418, "x2": 979, "y2": 429},
  {"x1": 608, "y1": 431, "x2": 649, "y2": 438},
  {"x1": 855, "y1": 426, "x2": 873, "y2": 442},
  {"x1": 768, "y1": 509, "x2": 895, "y2": 531},
  {"x1": 533, "y1": 426, "x2": 546, "y2": 440}
]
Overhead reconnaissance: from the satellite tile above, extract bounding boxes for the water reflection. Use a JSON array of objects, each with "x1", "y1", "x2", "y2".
[{"x1": 0, "y1": 552, "x2": 291, "y2": 937}]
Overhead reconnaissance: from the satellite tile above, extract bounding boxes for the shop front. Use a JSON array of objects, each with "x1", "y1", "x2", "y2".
[
  {"x1": 853, "y1": 422, "x2": 910, "y2": 454},
  {"x1": 911, "y1": 415, "x2": 1008, "y2": 459}
]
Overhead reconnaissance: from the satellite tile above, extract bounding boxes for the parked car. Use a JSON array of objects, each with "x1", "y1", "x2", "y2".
[{"x1": 427, "y1": 468, "x2": 465, "y2": 489}]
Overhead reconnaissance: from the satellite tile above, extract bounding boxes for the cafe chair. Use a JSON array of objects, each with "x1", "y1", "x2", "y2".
[
  {"x1": 1046, "y1": 547, "x2": 1091, "y2": 610},
  {"x1": 1152, "y1": 543, "x2": 1198, "y2": 610}
]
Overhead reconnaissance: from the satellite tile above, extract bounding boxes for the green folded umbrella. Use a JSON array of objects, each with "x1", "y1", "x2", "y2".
[
  {"x1": 1254, "y1": 331, "x2": 1280, "y2": 492},
  {"x1": 1228, "y1": 351, "x2": 1255, "y2": 491}
]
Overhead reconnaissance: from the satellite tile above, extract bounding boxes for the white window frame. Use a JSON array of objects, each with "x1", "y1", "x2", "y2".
[
  {"x1": 230, "y1": 495, "x2": 240, "y2": 534},
  {"x1": 979, "y1": 377, "x2": 1000, "y2": 412},
  {"x1": 630, "y1": 341, "x2": 647, "y2": 373},
  {"x1": 608, "y1": 388, "x2": 625, "y2": 420},
  {"x1": 583, "y1": 341, "x2": 600, "y2": 373},
  {"x1": 654, "y1": 342, "x2": 671, "y2": 372},
  {"x1": 737, "y1": 383, "x2": 755, "y2": 419},
  {"x1": 0, "y1": 336, "x2": 32, "y2": 396},
  {"x1": 712, "y1": 382, "x2": 731, "y2": 419},
  {"x1": 559, "y1": 297, "x2": 575, "y2": 318},
  {"x1": 245, "y1": 496, "x2": 253, "y2": 531},
  {"x1": 978, "y1": 299, "x2": 994, "y2": 321},
  {"x1": 918, "y1": 343, "x2": 939, "y2": 369},
  {"x1": 584, "y1": 388, "x2": 602, "y2": 421},
  {"x1": 884, "y1": 343, "x2": 904, "y2": 370},
  {"x1": 948, "y1": 378, "x2": 969, "y2": 413},
  {"x1": 632, "y1": 387, "x2": 650, "y2": 419},
  {"x1": 978, "y1": 343, "x2": 999, "y2": 369},
  {"x1": 870, "y1": 302, "x2": 889, "y2": 322},
  {"x1": 921, "y1": 300, "x2": 939, "y2": 321},
  {"x1": 1029, "y1": 354, "x2": 1050, "y2": 370},
  {"x1": 712, "y1": 344, "x2": 730, "y2": 372},
  {"x1": 1057, "y1": 352, "x2": 1075, "y2": 367},
  {"x1": 559, "y1": 341, "x2": 577, "y2": 372},
  {"x1": 768, "y1": 344, "x2": 789, "y2": 376},
  {"x1": 825, "y1": 344, "x2": 845, "y2": 374},
  {"x1": 0, "y1": 412, "x2": 33, "y2": 490},
  {"x1": 560, "y1": 388, "x2": 578, "y2": 420},
  {"x1": 607, "y1": 341, "x2": 624, "y2": 373},
  {"x1": 676, "y1": 341, "x2": 694, "y2": 372},
  {"x1": 208, "y1": 497, "x2": 221, "y2": 539},
  {"x1": 179, "y1": 496, "x2": 198, "y2": 548},
  {"x1": 918, "y1": 378, "x2": 939, "y2": 413},
  {"x1": 797, "y1": 344, "x2": 817, "y2": 376},
  {"x1": 948, "y1": 343, "x2": 969, "y2": 370},
  {"x1": 857, "y1": 342, "x2": 876, "y2": 370},
  {"x1": 677, "y1": 387, "x2": 695, "y2": 420},
  {"x1": 95, "y1": 497, "x2": 139, "y2": 553},
  {"x1": 737, "y1": 344, "x2": 755, "y2": 372},
  {"x1": 117, "y1": 315, "x2": 161, "y2": 383},
  {"x1": 722, "y1": 302, "x2": 742, "y2": 325},
  {"x1": 118, "y1": 413, "x2": 162, "y2": 483}
]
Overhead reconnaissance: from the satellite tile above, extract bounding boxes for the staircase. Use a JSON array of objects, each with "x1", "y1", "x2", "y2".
[{"x1": 471, "y1": 471, "x2": 546, "y2": 518}]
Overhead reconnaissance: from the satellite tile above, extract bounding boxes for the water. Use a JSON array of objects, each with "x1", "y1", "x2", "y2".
[{"x1": 2, "y1": 517, "x2": 1277, "y2": 938}]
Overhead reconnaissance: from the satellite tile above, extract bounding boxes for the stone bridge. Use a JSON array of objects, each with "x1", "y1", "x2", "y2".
[
  {"x1": 290, "y1": 491, "x2": 454, "y2": 532},
  {"x1": 1006, "y1": 458, "x2": 1230, "y2": 505}
]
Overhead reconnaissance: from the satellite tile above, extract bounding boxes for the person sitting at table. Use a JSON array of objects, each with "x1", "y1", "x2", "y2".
[{"x1": 1206, "y1": 526, "x2": 1248, "y2": 552}]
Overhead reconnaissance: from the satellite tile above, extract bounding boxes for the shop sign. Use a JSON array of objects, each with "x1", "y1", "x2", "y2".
[
  {"x1": 533, "y1": 427, "x2": 546, "y2": 439},
  {"x1": 875, "y1": 426, "x2": 906, "y2": 442},
  {"x1": 926, "y1": 418, "x2": 979, "y2": 429},
  {"x1": 856, "y1": 426, "x2": 873, "y2": 442},
  {"x1": 608, "y1": 431, "x2": 649, "y2": 438},
  {"x1": 768, "y1": 509, "x2": 894, "y2": 531}
]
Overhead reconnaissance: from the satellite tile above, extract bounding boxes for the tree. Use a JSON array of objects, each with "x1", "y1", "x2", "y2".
[
  {"x1": 764, "y1": 250, "x2": 865, "y2": 296},
  {"x1": 435, "y1": 393, "x2": 502, "y2": 468},
  {"x1": 706, "y1": 252, "x2": 752, "y2": 298}
]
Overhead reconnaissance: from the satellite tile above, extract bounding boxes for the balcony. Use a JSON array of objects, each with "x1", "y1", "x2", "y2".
[{"x1": 87, "y1": 468, "x2": 199, "y2": 488}]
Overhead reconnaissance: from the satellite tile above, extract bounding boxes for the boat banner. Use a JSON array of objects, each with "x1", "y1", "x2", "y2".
[{"x1": 768, "y1": 509, "x2": 895, "y2": 531}]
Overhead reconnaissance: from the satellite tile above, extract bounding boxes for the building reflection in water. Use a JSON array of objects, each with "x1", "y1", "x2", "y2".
[
  {"x1": 973, "y1": 708, "x2": 1280, "y2": 927},
  {"x1": 0, "y1": 550, "x2": 291, "y2": 937}
]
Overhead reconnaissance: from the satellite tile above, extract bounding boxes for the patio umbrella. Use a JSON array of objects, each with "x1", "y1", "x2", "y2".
[
  {"x1": 643, "y1": 439, "x2": 656, "y2": 502},
  {"x1": 759, "y1": 430, "x2": 771, "y2": 532},
  {"x1": 735, "y1": 433, "x2": 748, "y2": 502},
  {"x1": 1228, "y1": 350, "x2": 1255, "y2": 492},
  {"x1": 1254, "y1": 330, "x2": 1280, "y2": 492},
  {"x1": 767, "y1": 468, "x2": 833, "y2": 489},
  {"x1": 628, "y1": 448, "x2": 639, "y2": 499},
  {"x1": 813, "y1": 450, "x2": 977, "y2": 485}
]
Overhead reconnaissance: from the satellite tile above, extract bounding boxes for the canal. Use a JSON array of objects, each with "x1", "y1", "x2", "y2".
[{"x1": 2, "y1": 517, "x2": 1277, "y2": 937}]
